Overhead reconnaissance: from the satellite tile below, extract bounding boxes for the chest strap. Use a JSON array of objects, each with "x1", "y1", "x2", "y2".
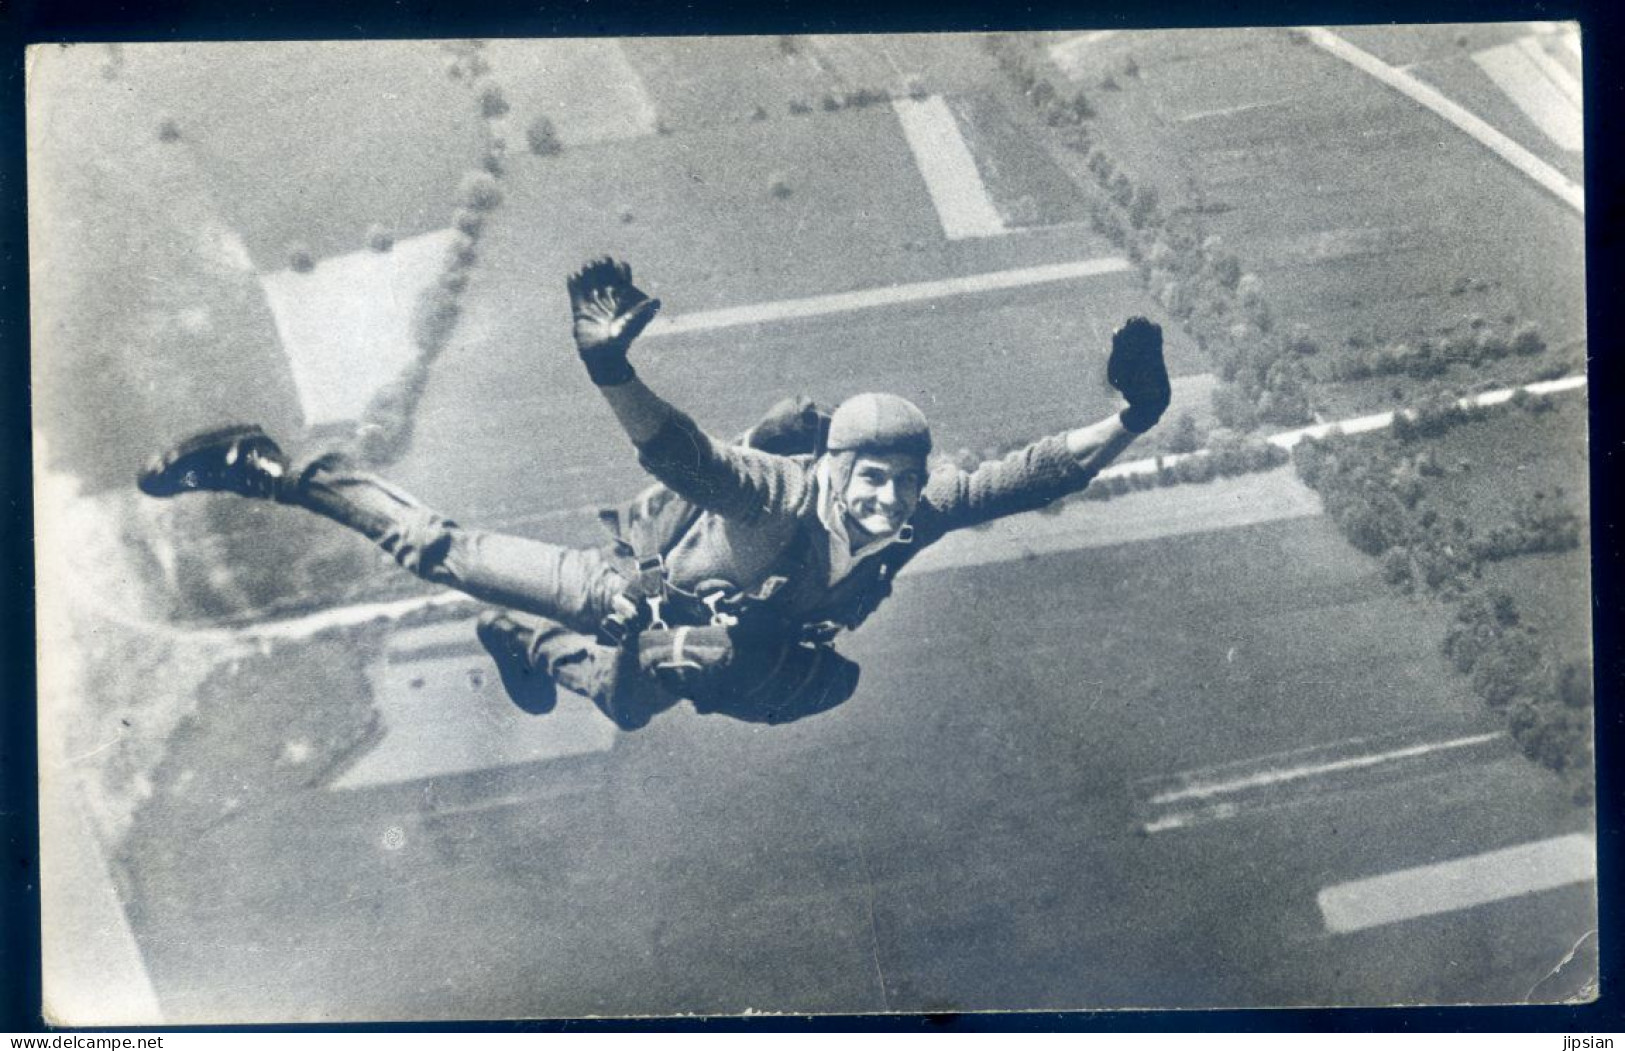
[{"x1": 598, "y1": 562, "x2": 796, "y2": 648}]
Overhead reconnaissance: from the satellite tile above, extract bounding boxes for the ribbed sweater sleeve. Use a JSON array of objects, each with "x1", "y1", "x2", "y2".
[
  {"x1": 917, "y1": 433, "x2": 1099, "y2": 536},
  {"x1": 634, "y1": 409, "x2": 812, "y2": 523}
]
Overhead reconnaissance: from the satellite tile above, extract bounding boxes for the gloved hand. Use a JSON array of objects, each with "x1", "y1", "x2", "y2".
[
  {"x1": 567, "y1": 257, "x2": 662, "y2": 386},
  {"x1": 1107, "y1": 316, "x2": 1171, "y2": 433}
]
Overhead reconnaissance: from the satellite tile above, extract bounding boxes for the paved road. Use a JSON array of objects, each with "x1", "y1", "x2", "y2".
[{"x1": 110, "y1": 30, "x2": 1595, "y2": 1021}]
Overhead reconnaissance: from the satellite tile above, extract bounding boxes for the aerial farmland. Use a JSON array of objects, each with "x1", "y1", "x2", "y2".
[{"x1": 28, "y1": 27, "x2": 1592, "y2": 1022}]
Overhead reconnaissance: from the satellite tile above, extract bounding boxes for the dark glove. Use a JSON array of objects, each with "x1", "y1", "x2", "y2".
[
  {"x1": 567, "y1": 257, "x2": 662, "y2": 386},
  {"x1": 1107, "y1": 316, "x2": 1171, "y2": 433}
]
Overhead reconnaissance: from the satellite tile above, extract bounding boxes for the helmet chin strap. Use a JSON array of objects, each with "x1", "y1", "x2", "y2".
[{"x1": 834, "y1": 491, "x2": 878, "y2": 544}]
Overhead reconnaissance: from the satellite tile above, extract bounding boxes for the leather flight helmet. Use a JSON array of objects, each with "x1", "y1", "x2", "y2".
[{"x1": 825, "y1": 392, "x2": 932, "y2": 460}]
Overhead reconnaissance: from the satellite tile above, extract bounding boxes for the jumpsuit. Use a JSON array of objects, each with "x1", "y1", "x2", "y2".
[{"x1": 280, "y1": 405, "x2": 1112, "y2": 728}]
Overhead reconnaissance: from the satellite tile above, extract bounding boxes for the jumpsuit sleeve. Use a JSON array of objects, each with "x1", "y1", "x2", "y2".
[
  {"x1": 634, "y1": 407, "x2": 811, "y2": 522},
  {"x1": 916, "y1": 433, "x2": 1103, "y2": 535}
]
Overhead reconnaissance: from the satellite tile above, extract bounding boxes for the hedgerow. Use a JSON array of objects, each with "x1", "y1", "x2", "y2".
[
  {"x1": 1293, "y1": 418, "x2": 1591, "y2": 800},
  {"x1": 1328, "y1": 320, "x2": 1550, "y2": 381},
  {"x1": 355, "y1": 41, "x2": 515, "y2": 468}
]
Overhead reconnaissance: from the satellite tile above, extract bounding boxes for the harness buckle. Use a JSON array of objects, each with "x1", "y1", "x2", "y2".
[
  {"x1": 646, "y1": 595, "x2": 670, "y2": 632},
  {"x1": 598, "y1": 615, "x2": 628, "y2": 647},
  {"x1": 636, "y1": 554, "x2": 666, "y2": 599},
  {"x1": 656, "y1": 626, "x2": 704, "y2": 674},
  {"x1": 703, "y1": 592, "x2": 740, "y2": 628},
  {"x1": 596, "y1": 591, "x2": 645, "y2": 647}
]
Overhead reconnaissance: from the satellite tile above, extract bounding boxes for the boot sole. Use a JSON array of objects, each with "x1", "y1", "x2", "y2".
[
  {"x1": 477, "y1": 613, "x2": 559, "y2": 715},
  {"x1": 137, "y1": 424, "x2": 276, "y2": 497}
]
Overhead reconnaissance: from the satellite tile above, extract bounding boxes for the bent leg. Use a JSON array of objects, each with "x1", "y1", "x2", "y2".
[
  {"x1": 284, "y1": 453, "x2": 623, "y2": 633},
  {"x1": 692, "y1": 642, "x2": 862, "y2": 725},
  {"x1": 498, "y1": 611, "x2": 679, "y2": 730}
]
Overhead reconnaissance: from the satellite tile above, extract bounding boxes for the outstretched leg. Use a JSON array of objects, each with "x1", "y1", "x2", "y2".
[{"x1": 138, "y1": 426, "x2": 624, "y2": 634}]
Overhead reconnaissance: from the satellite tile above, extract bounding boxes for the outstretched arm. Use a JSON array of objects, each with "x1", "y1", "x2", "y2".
[
  {"x1": 597, "y1": 375, "x2": 676, "y2": 446},
  {"x1": 921, "y1": 317, "x2": 1170, "y2": 534},
  {"x1": 1065, "y1": 413, "x2": 1139, "y2": 475},
  {"x1": 567, "y1": 258, "x2": 806, "y2": 520}
]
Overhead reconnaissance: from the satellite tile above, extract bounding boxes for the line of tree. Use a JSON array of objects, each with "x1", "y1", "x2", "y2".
[
  {"x1": 1293, "y1": 418, "x2": 1592, "y2": 801},
  {"x1": 985, "y1": 35, "x2": 1316, "y2": 434},
  {"x1": 1470, "y1": 489, "x2": 1582, "y2": 561},
  {"x1": 355, "y1": 43, "x2": 511, "y2": 468},
  {"x1": 786, "y1": 84, "x2": 933, "y2": 118},
  {"x1": 1328, "y1": 321, "x2": 1548, "y2": 381}
]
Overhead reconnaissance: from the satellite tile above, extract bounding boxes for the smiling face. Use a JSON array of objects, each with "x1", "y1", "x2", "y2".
[{"x1": 840, "y1": 451, "x2": 925, "y2": 545}]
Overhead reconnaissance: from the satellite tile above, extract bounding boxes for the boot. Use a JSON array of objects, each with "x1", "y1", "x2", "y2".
[
  {"x1": 476, "y1": 610, "x2": 559, "y2": 715},
  {"x1": 137, "y1": 424, "x2": 287, "y2": 499}
]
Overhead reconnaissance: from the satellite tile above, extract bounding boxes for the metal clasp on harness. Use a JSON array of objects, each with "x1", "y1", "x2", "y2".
[
  {"x1": 659, "y1": 626, "x2": 704, "y2": 675},
  {"x1": 702, "y1": 592, "x2": 739, "y2": 628},
  {"x1": 638, "y1": 553, "x2": 671, "y2": 631},
  {"x1": 637, "y1": 554, "x2": 666, "y2": 595}
]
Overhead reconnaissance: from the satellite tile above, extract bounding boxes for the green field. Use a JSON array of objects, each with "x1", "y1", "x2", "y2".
[
  {"x1": 29, "y1": 49, "x2": 304, "y2": 491},
  {"x1": 109, "y1": 42, "x2": 487, "y2": 268},
  {"x1": 618, "y1": 36, "x2": 837, "y2": 129},
  {"x1": 1421, "y1": 398, "x2": 1589, "y2": 532},
  {"x1": 111, "y1": 506, "x2": 1581, "y2": 1018},
  {"x1": 1422, "y1": 400, "x2": 1592, "y2": 666},
  {"x1": 1017, "y1": 28, "x2": 1586, "y2": 422}
]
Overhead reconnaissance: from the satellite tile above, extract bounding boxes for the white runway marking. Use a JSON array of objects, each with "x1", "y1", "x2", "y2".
[
  {"x1": 891, "y1": 95, "x2": 1007, "y2": 239},
  {"x1": 1140, "y1": 806, "x2": 1238, "y2": 834},
  {"x1": 642, "y1": 257, "x2": 1133, "y2": 339},
  {"x1": 1176, "y1": 99, "x2": 1285, "y2": 123},
  {"x1": 1136, "y1": 729, "x2": 1510, "y2": 835},
  {"x1": 1318, "y1": 834, "x2": 1595, "y2": 934},
  {"x1": 1473, "y1": 37, "x2": 1582, "y2": 151},
  {"x1": 1517, "y1": 34, "x2": 1582, "y2": 106},
  {"x1": 1302, "y1": 27, "x2": 1584, "y2": 215},
  {"x1": 1152, "y1": 732, "x2": 1503, "y2": 807},
  {"x1": 1096, "y1": 374, "x2": 1588, "y2": 483},
  {"x1": 1254, "y1": 373, "x2": 1587, "y2": 452}
]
